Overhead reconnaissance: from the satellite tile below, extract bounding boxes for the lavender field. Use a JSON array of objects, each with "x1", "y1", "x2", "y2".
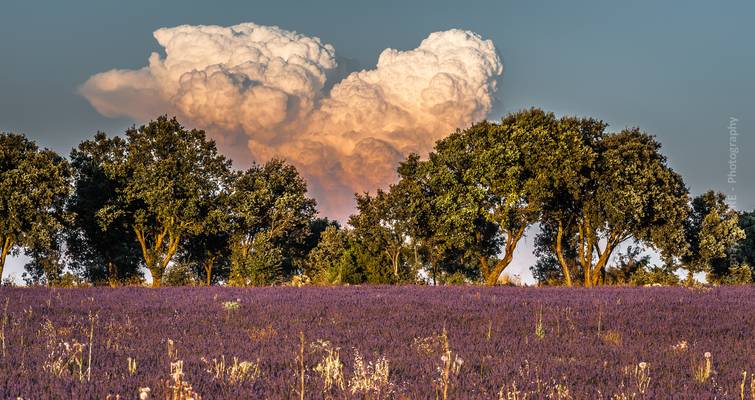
[{"x1": 0, "y1": 286, "x2": 752, "y2": 399}]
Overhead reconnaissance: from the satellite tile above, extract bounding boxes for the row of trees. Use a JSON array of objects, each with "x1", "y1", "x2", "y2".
[
  {"x1": 327, "y1": 109, "x2": 752, "y2": 286},
  {"x1": 1, "y1": 111, "x2": 752, "y2": 287},
  {"x1": 2, "y1": 117, "x2": 318, "y2": 287}
]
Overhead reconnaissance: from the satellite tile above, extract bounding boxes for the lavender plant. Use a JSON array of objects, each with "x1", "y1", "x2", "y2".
[{"x1": 0, "y1": 286, "x2": 750, "y2": 398}]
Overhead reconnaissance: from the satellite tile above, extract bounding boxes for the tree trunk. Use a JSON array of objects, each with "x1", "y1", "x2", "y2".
[
  {"x1": 485, "y1": 253, "x2": 514, "y2": 285},
  {"x1": 134, "y1": 226, "x2": 180, "y2": 288},
  {"x1": 413, "y1": 244, "x2": 420, "y2": 274},
  {"x1": 107, "y1": 261, "x2": 118, "y2": 288},
  {"x1": 0, "y1": 237, "x2": 12, "y2": 279},
  {"x1": 590, "y1": 242, "x2": 615, "y2": 287},
  {"x1": 142, "y1": 253, "x2": 167, "y2": 288},
  {"x1": 204, "y1": 258, "x2": 214, "y2": 286},
  {"x1": 152, "y1": 273, "x2": 162, "y2": 288},
  {"x1": 386, "y1": 249, "x2": 400, "y2": 279},
  {"x1": 479, "y1": 256, "x2": 490, "y2": 280},
  {"x1": 430, "y1": 253, "x2": 437, "y2": 286},
  {"x1": 554, "y1": 222, "x2": 573, "y2": 287},
  {"x1": 583, "y1": 269, "x2": 592, "y2": 287},
  {"x1": 577, "y1": 219, "x2": 593, "y2": 287},
  {"x1": 484, "y1": 226, "x2": 525, "y2": 286},
  {"x1": 577, "y1": 218, "x2": 621, "y2": 288}
]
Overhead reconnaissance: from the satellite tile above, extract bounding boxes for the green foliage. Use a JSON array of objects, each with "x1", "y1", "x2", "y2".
[
  {"x1": 0, "y1": 132, "x2": 71, "y2": 277},
  {"x1": 348, "y1": 190, "x2": 412, "y2": 283},
  {"x1": 539, "y1": 124, "x2": 689, "y2": 287},
  {"x1": 335, "y1": 250, "x2": 362, "y2": 284},
  {"x1": 438, "y1": 271, "x2": 470, "y2": 285},
  {"x1": 419, "y1": 113, "x2": 542, "y2": 285},
  {"x1": 178, "y1": 186, "x2": 232, "y2": 285},
  {"x1": 5, "y1": 109, "x2": 744, "y2": 289},
  {"x1": 735, "y1": 211, "x2": 755, "y2": 269},
  {"x1": 392, "y1": 110, "x2": 576, "y2": 285},
  {"x1": 230, "y1": 235, "x2": 284, "y2": 286},
  {"x1": 56, "y1": 272, "x2": 90, "y2": 288},
  {"x1": 629, "y1": 266, "x2": 680, "y2": 286},
  {"x1": 66, "y1": 132, "x2": 144, "y2": 285},
  {"x1": 1, "y1": 276, "x2": 18, "y2": 287},
  {"x1": 97, "y1": 116, "x2": 232, "y2": 286},
  {"x1": 530, "y1": 253, "x2": 563, "y2": 286},
  {"x1": 297, "y1": 218, "x2": 338, "y2": 270},
  {"x1": 704, "y1": 210, "x2": 754, "y2": 284},
  {"x1": 531, "y1": 221, "x2": 579, "y2": 286},
  {"x1": 730, "y1": 211, "x2": 755, "y2": 282},
  {"x1": 180, "y1": 230, "x2": 232, "y2": 285},
  {"x1": 605, "y1": 246, "x2": 652, "y2": 285},
  {"x1": 393, "y1": 153, "x2": 488, "y2": 284},
  {"x1": 603, "y1": 245, "x2": 680, "y2": 286},
  {"x1": 162, "y1": 261, "x2": 200, "y2": 286},
  {"x1": 24, "y1": 229, "x2": 90, "y2": 288},
  {"x1": 718, "y1": 263, "x2": 752, "y2": 285},
  {"x1": 22, "y1": 239, "x2": 66, "y2": 286},
  {"x1": 349, "y1": 243, "x2": 394, "y2": 284},
  {"x1": 227, "y1": 159, "x2": 317, "y2": 285},
  {"x1": 682, "y1": 191, "x2": 745, "y2": 282},
  {"x1": 306, "y1": 226, "x2": 346, "y2": 282},
  {"x1": 305, "y1": 226, "x2": 364, "y2": 284}
]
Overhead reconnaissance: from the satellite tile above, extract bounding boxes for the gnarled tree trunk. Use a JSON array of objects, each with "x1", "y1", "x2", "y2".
[
  {"x1": 134, "y1": 225, "x2": 181, "y2": 288},
  {"x1": 386, "y1": 248, "x2": 401, "y2": 279},
  {"x1": 203, "y1": 255, "x2": 216, "y2": 286},
  {"x1": 554, "y1": 221, "x2": 573, "y2": 287},
  {"x1": 575, "y1": 217, "x2": 625, "y2": 288},
  {"x1": 484, "y1": 226, "x2": 526, "y2": 286},
  {"x1": 0, "y1": 237, "x2": 12, "y2": 279}
]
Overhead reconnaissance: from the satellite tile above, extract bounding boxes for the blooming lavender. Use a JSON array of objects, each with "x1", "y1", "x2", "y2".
[{"x1": 0, "y1": 286, "x2": 751, "y2": 398}]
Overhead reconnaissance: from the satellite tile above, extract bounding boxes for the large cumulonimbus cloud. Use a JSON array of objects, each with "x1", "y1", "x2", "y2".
[{"x1": 81, "y1": 22, "x2": 503, "y2": 219}]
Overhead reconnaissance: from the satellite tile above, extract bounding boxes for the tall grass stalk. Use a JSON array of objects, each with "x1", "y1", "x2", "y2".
[
  {"x1": 1, "y1": 298, "x2": 8, "y2": 358},
  {"x1": 87, "y1": 311, "x2": 97, "y2": 381},
  {"x1": 298, "y1": 331, "x2": 306, "y2": 400}
]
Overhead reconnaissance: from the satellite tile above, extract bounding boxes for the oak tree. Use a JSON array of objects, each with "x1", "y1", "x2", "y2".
[
  {"x1": 66, "y1": 133, "x2": 143, "y2": 285},
  {"x1": 543, "y1": 128, "x2": 689, "y2": 287},
  {"x1": 682, "y1": 191, "x2": 744, "y2": 284},
  {"x1": 227, "y1": 159, "x2": 316, "y2": 285},
  {"x1": 98, "y1": 117, "x2": 232, "y2": 287},
  {"x1": 0, "y1": 133, "x2": 70, "y2": 278}
]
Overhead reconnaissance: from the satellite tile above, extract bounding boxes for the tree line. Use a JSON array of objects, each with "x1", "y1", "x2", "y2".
[{"x1": 1, "y1": 111, "x2": 753, "y2": 287}]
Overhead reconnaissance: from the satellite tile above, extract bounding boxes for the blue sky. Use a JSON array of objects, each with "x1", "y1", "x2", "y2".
[{"x1": 1, "y1": 0, "x2": 753, "y2": 282}]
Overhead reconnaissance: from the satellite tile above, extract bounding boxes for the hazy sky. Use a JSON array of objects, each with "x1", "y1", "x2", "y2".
[{"x1": 1, "y1": 0, "x2": 753, "y2": 282}]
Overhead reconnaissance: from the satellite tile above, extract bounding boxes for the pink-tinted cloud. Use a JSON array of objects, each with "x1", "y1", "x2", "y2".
[{"x1": 80, "y1": 22, "x2": 503, "y2": 220}]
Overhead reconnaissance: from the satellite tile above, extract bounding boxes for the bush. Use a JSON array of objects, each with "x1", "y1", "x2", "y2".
[
  {"x1": 630, "y1": 266, "x2": 679, "y2": 286},
  {"x1": 162, "y1": 262, "x2": 199, "y2": 286},
  {"x1": 718, "y1": 263, "x2": 753, "y2": 285},
  {"x1": 440, "y1": 271, "x2": 470, "y2": 285},
  {"x1": 54, "y1": 272, "x2": 90, "y2": 288},
  {"x1": 1, "y1": 276, "x2": 18, "y2": 287},
  {"x1": 229, "y1": 239, "x2": 284, "y2": 286}
]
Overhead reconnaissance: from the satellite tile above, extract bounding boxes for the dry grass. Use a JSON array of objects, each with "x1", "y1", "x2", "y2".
[{"x1": 601, "y1": 330, "x2": 622, "y2": 347}]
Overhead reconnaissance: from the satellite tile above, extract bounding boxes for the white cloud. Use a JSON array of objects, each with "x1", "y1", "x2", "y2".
[{"x1": 80, "y1": 22, "x2": 503, "y2": 219}]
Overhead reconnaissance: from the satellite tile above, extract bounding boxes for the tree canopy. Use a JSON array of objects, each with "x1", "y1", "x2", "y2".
[
  {"x1": 2, "y1": 111, "x2": 753, "y2": 287},
  {"x1": 683, "y1": 191, "x2": 745, "y2": 283},
  {"x1": 0, "y1": 132, "x2": 71, "y2": 278},
  {"x1": 227, "y1": 159, "x2": 317, "y2": 286},
  {"x1": 97, "y1": 116, "x2": 232, "y2": 287},
  {"x1": 66, "y1": 132, "x2": 144, "y2": 285},
  {"x1": 539, "y1": 126, "x2": 689, "y2": 287}
]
